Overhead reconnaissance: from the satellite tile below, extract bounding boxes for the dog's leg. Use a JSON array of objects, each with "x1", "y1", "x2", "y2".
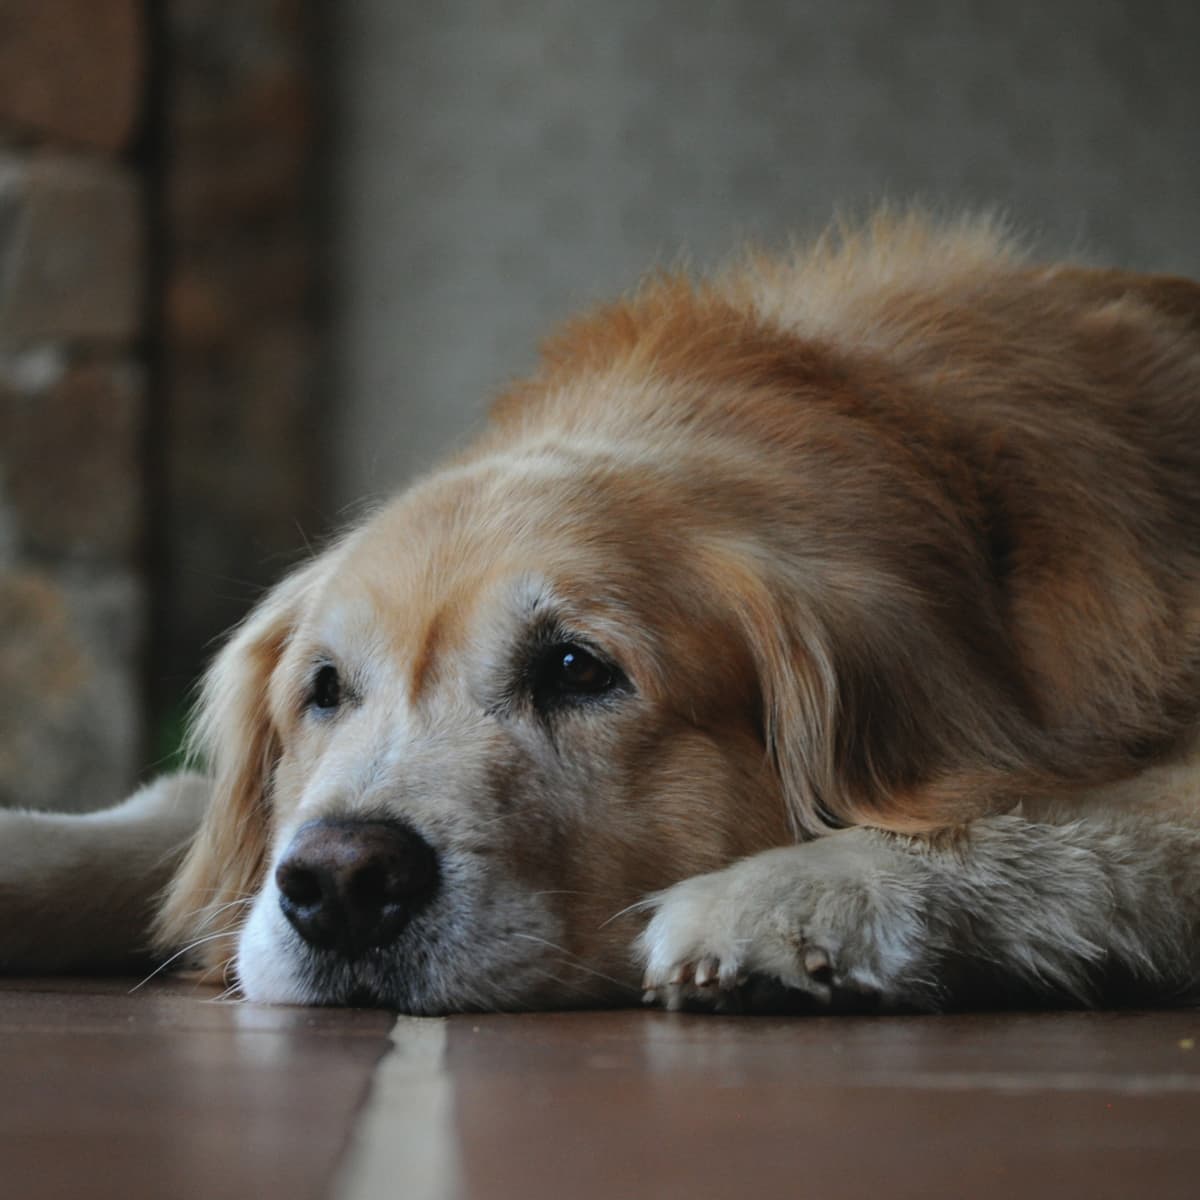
[
  {"x1": 0, "y1": 772, "x2": 210, "y2": 973},
  {"x1": 639, "y1": 812, "x2": 1200, "y2": 1012}
]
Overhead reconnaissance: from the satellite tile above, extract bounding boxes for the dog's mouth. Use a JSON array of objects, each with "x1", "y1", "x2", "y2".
[
  {"x1": 245, "y1": 881, "x2": 537, "y2": 1013},
  {"x1": 254, "y1": 899, "x2": 642, "y2": 1014},
  {"x1": 292, "y1": 923, "x2": 453, "y2": 1012},
  {"x1": 342, "y1": 984, "x2": 389, "y2": 1008}
]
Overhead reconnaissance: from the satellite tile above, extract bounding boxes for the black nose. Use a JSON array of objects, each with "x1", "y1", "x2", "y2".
[{"x1": 275, "y1": 818, "x2": 439, "y2": 957}]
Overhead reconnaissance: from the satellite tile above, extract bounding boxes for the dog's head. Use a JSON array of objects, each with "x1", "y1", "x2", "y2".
[
  {"x1": 155, "y1": 256, "x2": 1045, "y2": 1011},
  {"x1": 157, "y1": 426, "x2": 812, "y2": 1010}
]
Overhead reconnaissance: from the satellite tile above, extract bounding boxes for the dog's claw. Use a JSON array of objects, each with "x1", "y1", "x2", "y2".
[
  {"x1": 804, "y1": 945, "x2": 833, "y2": 982},
  {"x1": 693, "y1": 956, "x2": 719, "y2": 987}
]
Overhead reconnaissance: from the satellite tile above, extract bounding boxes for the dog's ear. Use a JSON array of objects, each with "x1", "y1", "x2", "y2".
[
  {"x1": 152, "y1": 561, "x2": 324, "y2": 976},
  {"x1": 731, "y1": 557, "x2": 1029, "y2": 839},
  {"x1": 727, "y1": 567, "x2": 846, "y2": 840}
]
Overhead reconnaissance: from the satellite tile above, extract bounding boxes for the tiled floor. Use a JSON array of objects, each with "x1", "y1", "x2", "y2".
[{"x1": 4, "y1": 977, "x2": 1200, "y2": 1199}]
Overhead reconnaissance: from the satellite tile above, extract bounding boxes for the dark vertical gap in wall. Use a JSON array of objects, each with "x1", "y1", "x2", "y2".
[
  {"x1": 308, "y1": 0, "x2": 339, "y2": 534},
  {"x1": 137, "y1": 0, "x2": 178, "y2": 772}
]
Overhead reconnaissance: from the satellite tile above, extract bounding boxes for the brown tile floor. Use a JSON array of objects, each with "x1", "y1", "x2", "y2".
[
  {"x1": 4, "y1": 978, "x2": 1200, "y2": 1199},
  {"x1": 1, "y1": 977, "x2": 393, "y2": 1200}
]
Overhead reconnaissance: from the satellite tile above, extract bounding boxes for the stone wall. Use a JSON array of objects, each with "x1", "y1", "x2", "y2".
[
  {"x1": 0, "y1": 1, "x2": 322, "y2": 809},
  {"x1": 0, "y1": 1, "x2": 146, "y2": 811}
]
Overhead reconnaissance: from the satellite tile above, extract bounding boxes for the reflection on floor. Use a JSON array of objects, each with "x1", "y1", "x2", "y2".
[{"x1": 3, "y1": 977, "x2": 1199, "y2": 1200}]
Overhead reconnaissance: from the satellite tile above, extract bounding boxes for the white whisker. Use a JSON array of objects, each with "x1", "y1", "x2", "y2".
[
  {"x1": 207, "y1": 980, "x2": 244, "y2": 1004},
  {"x1": 129, "y1": 929, "x2": 241, "y2": 994},
  {"x1": 599, "y1": 895, "x2": 657, "y2": 929},
  {"x1": 193, "y1": 896, "x2": 255, "y2": 931},
  {"x1": 509, "y1": 932, "x2": 636, "y2": 994}
]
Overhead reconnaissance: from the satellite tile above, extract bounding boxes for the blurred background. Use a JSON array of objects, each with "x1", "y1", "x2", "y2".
[{"x1": 0, "y1": 0, "x2": 1197, "y2": 810}]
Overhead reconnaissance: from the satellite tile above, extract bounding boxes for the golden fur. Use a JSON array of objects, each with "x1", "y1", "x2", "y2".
[{"x1": 6, "y1": 213, "x2": 1195, "y2": 1011}]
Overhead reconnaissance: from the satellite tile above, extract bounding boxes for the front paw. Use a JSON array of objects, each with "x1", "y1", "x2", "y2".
[{"x1": 638, "y1": 834, "x2": 937, "y2": 1013}]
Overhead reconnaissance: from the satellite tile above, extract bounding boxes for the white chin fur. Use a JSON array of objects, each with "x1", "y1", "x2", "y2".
[{"x1": 235, "y1": 892, "x2": 315, "y2": 1005}]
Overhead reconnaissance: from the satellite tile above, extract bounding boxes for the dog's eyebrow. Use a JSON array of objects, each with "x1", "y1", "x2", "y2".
[
  {"x1": 409, "y1": 606, "x2": 450, "y2": 702},
  {"x1": 513, "y1": 574, "x2": 559, "y2": 619}
]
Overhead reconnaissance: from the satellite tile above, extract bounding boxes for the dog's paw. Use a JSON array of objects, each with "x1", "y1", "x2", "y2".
[{"x1": 637, "y1": 832, "x2": 938, "y2": 1014}]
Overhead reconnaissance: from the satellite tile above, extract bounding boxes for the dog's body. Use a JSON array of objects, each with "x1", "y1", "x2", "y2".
[{"x1": 3, "y1": 214, "x2": 1199, "y2": 1013}]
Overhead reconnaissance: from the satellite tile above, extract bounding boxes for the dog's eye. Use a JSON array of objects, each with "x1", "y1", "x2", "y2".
[
  {"x1": 309, "y1": 664, "x2": 342, "y2": 712},
  {"x1": 531, "y1": 643, "x2": 623, "y2": 710},
  {"x1": 556, "y1": 646, "x2": 612, "y2": 692}
]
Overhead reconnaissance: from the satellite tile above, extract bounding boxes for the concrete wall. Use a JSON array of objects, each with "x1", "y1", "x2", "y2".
[{"x1": 328, "y1": 0, "x2": 1200, "y2": 506}]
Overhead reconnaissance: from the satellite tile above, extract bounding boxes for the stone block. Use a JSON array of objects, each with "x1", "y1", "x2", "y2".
[
  {"x1": 0, "y1": 567, "x2": 142, "y2": 812},
  {"x1": 0, "y1": 0, "x2": 142, "y2": 151},
  {"x1": 0, "y1": 155, "x2": 142, "y2": 346},
  {"x1": 0, "y1": 356, "x2": 144, "y2": 561}
]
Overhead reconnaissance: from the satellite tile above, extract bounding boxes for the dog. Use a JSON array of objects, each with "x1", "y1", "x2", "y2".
[{"x1": 2, "y1": 212, "x2": 1199, "y2": 1014}]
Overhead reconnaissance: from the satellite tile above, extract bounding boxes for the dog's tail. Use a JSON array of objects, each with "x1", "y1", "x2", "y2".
[{"x1": 0, "y1": 773, "x2": 210, "y2": 973}]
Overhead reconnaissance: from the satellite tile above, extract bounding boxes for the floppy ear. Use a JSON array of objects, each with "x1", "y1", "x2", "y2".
[
  {"x1": 727, "y1": 567, "x2": 844, "y2": 840},
  {"x1": 152, "y1": 561, "x2": 324, "y2": 975},
  {"x1": 733, "y1": 558, "x2": 1036, "y2": 839}
]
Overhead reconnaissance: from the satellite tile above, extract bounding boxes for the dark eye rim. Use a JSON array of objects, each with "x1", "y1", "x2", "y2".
[
  {"x1": 307, "y1": 662, "x2": 343, "y2": 714},
  {"x1": 528, "y1": 639, "x2": 630, "y2": 713}
]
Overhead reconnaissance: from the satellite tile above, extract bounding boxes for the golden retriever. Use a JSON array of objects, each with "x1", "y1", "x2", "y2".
[{"x1": 3, "y1": 213, "x2": 1199, "y2": 1013}]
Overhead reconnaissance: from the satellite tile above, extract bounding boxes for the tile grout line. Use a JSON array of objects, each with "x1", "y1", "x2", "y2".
[{"x1": 332, "y1": 1015, "x2": 461, "y2": 1200}]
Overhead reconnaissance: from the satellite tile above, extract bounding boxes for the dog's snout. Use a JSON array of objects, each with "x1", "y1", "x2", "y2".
[{"x1": 275, "y1": 819, "x2": 439, "y2": 957}]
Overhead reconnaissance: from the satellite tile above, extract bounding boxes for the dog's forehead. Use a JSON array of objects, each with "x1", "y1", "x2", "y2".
[
  {"x1": 338, "y1": 449, "x2": 683, "y2": 603},
  {"x1": 304, "y1": 461, "x2": 633, "y2": 672},
  {"x1": 336, "y1": 469, "x2": 562, "y2": 608},
  {"x1": 305, "y1": 469, "x2": 726, "y2": 716}
]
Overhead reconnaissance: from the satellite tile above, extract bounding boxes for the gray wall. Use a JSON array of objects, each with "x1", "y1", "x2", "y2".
[{"x1": 329, "y1": 1, "x2": 1200, "y2": 506}]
